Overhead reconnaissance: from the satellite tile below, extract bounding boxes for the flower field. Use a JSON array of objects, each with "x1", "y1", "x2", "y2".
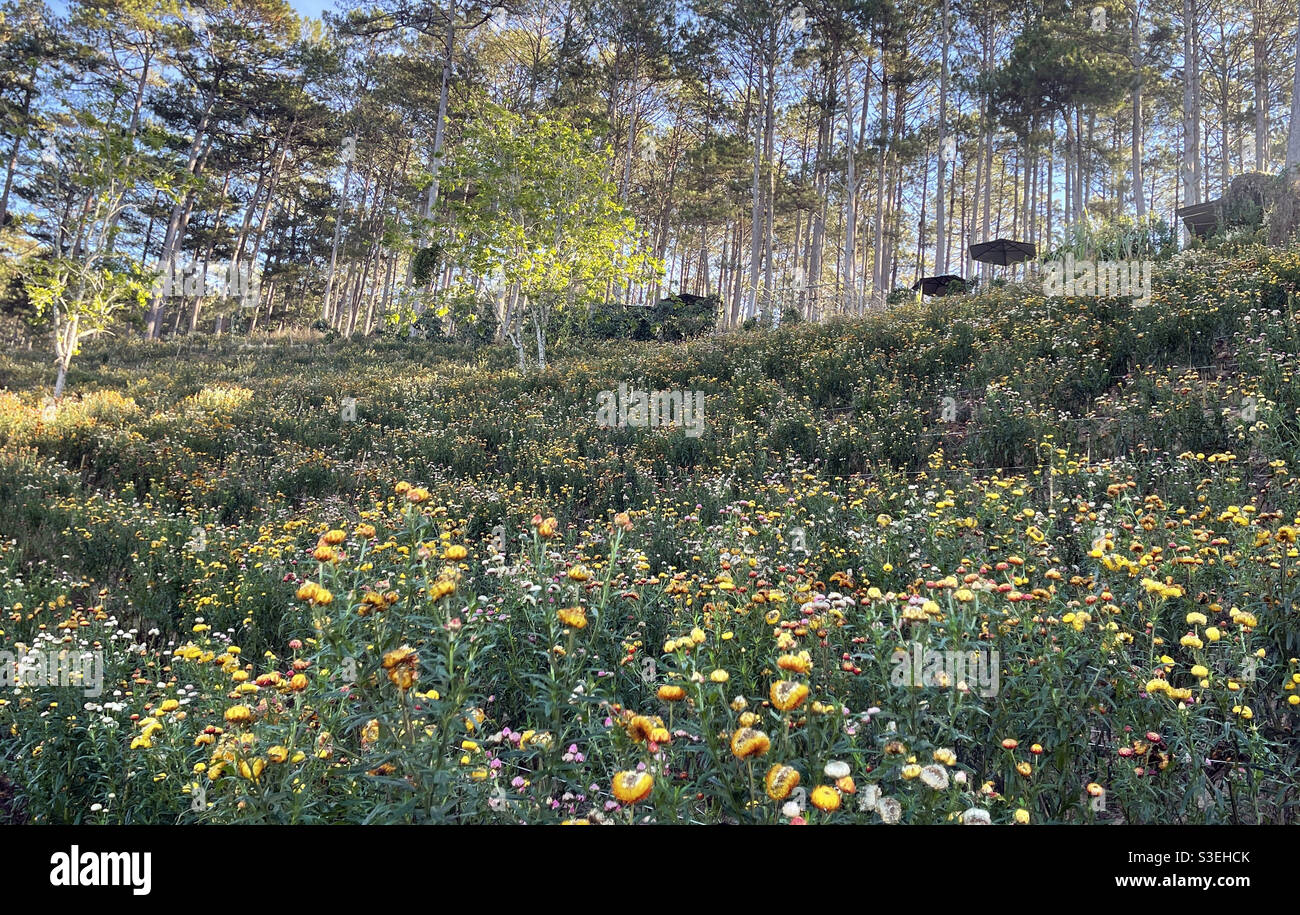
[{"x1": 2, "y1": 245, "x2": 1300, "y2": 825}]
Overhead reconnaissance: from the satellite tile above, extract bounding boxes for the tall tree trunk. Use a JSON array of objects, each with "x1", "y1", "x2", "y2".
[
  {"x1": 842, "y1": 59, "x2": 857, "y2": 313},
  {"x1": 1182, "y1": 0, "x2": 1202, "y2": 214},
  {"x1": 761, "y1": 40, "x2": 777, "y2": 321},
  {"x1": 0, "y1": 74, "x2": 35, "y2": 229},
  {"x1": 425, "y1": 0, "x2": 458, "y2": 222},
  {"x1": 872, "y1": 62, "x2": 888, "y2": 306},
  {"x1": 1287, "y1": 8, "x2": 1300, "y2": 171},
  {"x1": 1252, "y1": 0, "x2": 1266, "y2": 170},
  {"x1": 935, "y1": 0, "x2": 950, "y2": 273},
  {"x1": 1131, "y1": 2, "x2": 1146, "y2": 217},
  {"x1": 145, "y1": 94, "x2": 216, "y2": 338}
]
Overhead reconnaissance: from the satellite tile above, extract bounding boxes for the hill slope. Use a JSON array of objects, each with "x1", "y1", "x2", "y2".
[{"x1": 1, "y1": 245, "x2": 1298, "y2": 824}]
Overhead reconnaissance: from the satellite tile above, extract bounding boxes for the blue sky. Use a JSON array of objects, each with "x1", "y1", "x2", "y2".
[
  {"x1": 288, "y1": 0, "x2": 336, "y2": 18},
  {"x1": 49, "y1": 1, "x2": 339, "y2": 22}
]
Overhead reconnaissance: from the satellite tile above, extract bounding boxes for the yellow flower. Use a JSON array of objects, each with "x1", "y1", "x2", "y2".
[
  {"x1": 611, "y1": 770, "x2": 654, "y2": 804},
  {"x1": 777, "y1": 652, "x2": 812, "y2": 674},
  {"x1": 764, "y1": 764, "x2": 801, "y2": 801},
  {"x1": 656, "y1": 685, "x2": 686, "y2": 702},
  {"x1": 627, "y1": 715, "x2": 659, "y2": 743},
  {"x1": 267, "y1": 746, "x2": 289, "y2": 763},
  {"x1": 1186, "y1": 611, "x2": 1207, "y2": 626},
  {"x1": 730, "y1": 727, "x2": 771, "y2": 760},
  {"x1": 1014, "y1": 808, "x2": 1030, "y2": 824},
  {"x1": 770, "y1": 680, "x2": 810, "y2": 712},
  {"x1": 1015, "y1": 761, "x2": 1032, "y2": 777},
  {"x1": 557, "y1": 606, "x2": 587, "y2": 629},
  {"x1": 444, "y1": 544, "x2": 467, "y2": 561},
  {"x1": 566, "y1": 564, "x2": 591, "y2": 582},
  {"x1": 224, "y1": 705, "x2": 253, "y2": 725},
  {"x1": 809, "y1": 785, "x2": 841, "y2": 811},
  {"x1": 381, "y1": 645, "x2": 419, "y2": 691},
  {"x1": 709, "y1": 668, "x2": 729, "y2": 683},
  {"x1": 1205, "y1": 626, "x2": 1221, "y2": 641},
  {"x1": 933, "y1": 748, "x2": 957, "y2": 766},
  {"x1": 901, "y1": 764, "x2": 922, "y2": 780}
]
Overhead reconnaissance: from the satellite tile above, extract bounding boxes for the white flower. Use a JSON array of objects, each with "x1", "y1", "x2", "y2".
[
  {"x1": 823, "y1": 760, "x2": 851, "y2": 779},
  {"x1": 858, "y1": 783, "x2": 881, "y2": 812},
  {"x1": 781, "y1": 800, "x2": 802, "y2": 818},
  {"x1": 953, "y1": 770, "x2": 968, "y2": 786},
  {"x1": 919, "y1": 764, "x2": 949, "y2": 790},
  {"x1": 89, "y1": 803, "x2": 103, "y2": 812},
  {"x1": 961, "y1": 807, "x2": 992, "y2": 825},
  {"x1": 877, "y1": 796, "x2": 902, "y2": 824}
]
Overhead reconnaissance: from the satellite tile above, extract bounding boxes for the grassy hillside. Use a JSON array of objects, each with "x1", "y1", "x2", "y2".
[{"x1": 1, "y1": 245, "x2": 1299, "y2": 824}]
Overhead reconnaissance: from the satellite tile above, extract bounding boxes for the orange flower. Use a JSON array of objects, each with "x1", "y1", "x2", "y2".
[
  {"x1": 765, "y1": 764, "x2": 801, "y2": 801},
  {"x1": 657, "y1": 684, "x2": 686, "y2": 702},
  {"x1": 381, "y1": 646, "x2": 419, "y2": 691},
  {"x1": 730, "y1": 727, "x2": 771, "y2": 760},
  {"x1": 770, "y1": 680, "x2": 809, "y2": 711}
]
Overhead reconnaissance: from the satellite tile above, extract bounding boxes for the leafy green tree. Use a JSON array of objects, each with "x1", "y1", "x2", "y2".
[
  {"x1": 441, "y1": 100, "x2": 660, "y2": 368},
  {"x1": 21, "y1": 87, "x2": 158, "y2": 394}
]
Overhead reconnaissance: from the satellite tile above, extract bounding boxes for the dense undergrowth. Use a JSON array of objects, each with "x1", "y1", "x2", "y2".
[{"x1": 1, "y1": 244, "x2": 1299, "y2": 824}]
